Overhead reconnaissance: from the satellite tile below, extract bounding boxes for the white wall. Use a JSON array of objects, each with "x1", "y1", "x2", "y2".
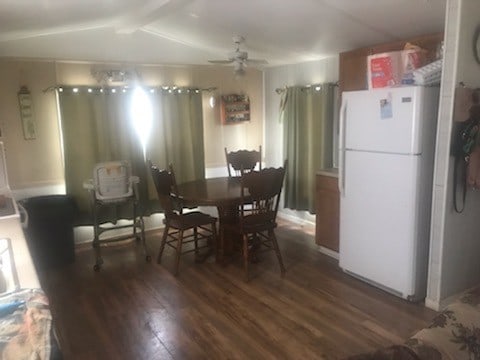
[
  {"x1": 427, "y1": 0, "x2": 480, "y2": 310},
  {"x1": 264, "y1": 58, "x2": 339, "y2": 224}
]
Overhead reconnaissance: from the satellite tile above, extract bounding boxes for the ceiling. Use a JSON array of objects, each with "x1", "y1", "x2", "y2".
[{"x1": 0, "y1": 0, "x2": 447, "y2": 67}]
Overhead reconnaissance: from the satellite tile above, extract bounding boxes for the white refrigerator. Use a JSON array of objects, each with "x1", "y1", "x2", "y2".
[{"x1": 338, "y1": 86, "x2": 439, "y2": 301}]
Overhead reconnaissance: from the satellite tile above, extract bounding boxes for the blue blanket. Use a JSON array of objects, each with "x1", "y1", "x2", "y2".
[{"x1": 0, "y1": 289, "x2": 53, "y2": 360}]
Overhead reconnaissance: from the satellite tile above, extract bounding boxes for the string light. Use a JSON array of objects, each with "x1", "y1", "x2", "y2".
[
  {"x1": 275, "y1": 83, "x2": 336, "y2": 94},
  {"x1": 52, "y1": 85, "x2": 215, "y2": 95}
]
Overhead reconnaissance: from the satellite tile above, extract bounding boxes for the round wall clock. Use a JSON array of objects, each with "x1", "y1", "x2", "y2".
[{"x1": 474, "y1": 25, "x2": 480, "y2": 65}]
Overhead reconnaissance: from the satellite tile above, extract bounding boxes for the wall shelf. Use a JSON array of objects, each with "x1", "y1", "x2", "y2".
[{"x1": 220, "y1": 94, "x2": 250, "y2": 124}]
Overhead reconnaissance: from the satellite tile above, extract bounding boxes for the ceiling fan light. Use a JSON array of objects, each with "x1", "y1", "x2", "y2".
[{"x1": 234, "y1": 67, "x2": 246, "y2": 77}]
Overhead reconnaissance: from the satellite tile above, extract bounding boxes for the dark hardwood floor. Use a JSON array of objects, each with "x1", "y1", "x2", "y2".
[{"x1": 39, "y1": 220, "x2": 436, "y2": 360}]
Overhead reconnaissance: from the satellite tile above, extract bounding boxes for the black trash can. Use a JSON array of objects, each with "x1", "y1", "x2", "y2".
[{"x1": 22, "y1": 195, "x2": 77, "y2": 270}]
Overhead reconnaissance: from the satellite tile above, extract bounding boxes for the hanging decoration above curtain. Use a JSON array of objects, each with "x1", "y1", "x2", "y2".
[{"x1": 90, "y1": 67, "x2": 139, "y2": 84}]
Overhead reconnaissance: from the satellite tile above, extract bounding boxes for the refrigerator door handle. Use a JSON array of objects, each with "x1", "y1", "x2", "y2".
[{"x1": 338, "y1": 98, "x2": 347, "y2": 196}]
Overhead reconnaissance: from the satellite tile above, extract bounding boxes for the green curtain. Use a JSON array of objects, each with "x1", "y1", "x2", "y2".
[
  {"x1": 282, "y1": 84, "x2": 335, "y2": 213},
  {"x1": 147, "y1": 91, "x2": 205, "y2": 183},
  {"x1": 58, "y1": 86, "x2": 205, "y2": 223},
  {"x1": 145, "y1": 90, "x2": 205, "y2": 204}
]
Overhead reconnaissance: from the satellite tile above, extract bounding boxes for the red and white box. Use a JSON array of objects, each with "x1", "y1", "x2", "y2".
[{"x1": 367, "y1": 49, "x2": 426, "y2": 89}]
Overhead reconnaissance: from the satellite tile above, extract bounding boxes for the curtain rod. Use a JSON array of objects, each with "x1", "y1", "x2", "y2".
[
  {"x1": 275, "y1": 82, "x2": 338, "y2": 94},
  {"x1": 42, "y1": 85, "x2": 217, "y2": 93}
]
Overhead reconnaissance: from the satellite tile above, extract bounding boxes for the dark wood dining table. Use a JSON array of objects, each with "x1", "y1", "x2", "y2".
[{"x1": 175, "y1": 176, "x2": 243, "y2": 262}]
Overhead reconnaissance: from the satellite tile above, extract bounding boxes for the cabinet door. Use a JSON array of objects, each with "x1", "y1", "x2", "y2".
[
  {"x1": 315, "y1": 174, "x2": 339, "y2": 252},
  {"x1": 339, "y1": 47, "x2": 371, "y2": 93}
]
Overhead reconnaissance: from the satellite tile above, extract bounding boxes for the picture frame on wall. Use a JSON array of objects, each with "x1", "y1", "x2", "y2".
[{"x1": 18, "y1": 86, "x2": 36, "y2": 140}]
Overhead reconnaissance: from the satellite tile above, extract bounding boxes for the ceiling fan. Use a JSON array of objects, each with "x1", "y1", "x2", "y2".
[{"x1": 208, "y1": 35, "x2": 268, "y2": 76}]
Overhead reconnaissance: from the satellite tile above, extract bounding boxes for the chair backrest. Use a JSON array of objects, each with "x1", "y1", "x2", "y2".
[
  {"x1": 93, "y1": 160, "x2": 133, "y2": 201},
  {"x1": 224, "y1": 146, "x2": 262, "y2": 177},
  {"x1": 240, "y1": 161, "x2": 286, "y2": 223},
  {"x1": 149, "y1": 162, "x2": 180, "y2": 219}
]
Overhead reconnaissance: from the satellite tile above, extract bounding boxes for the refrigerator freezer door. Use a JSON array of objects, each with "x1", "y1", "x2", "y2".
[
  {"x1": 343, "y1": 87, "x2": 424, "y2": 155},
  {"x1": 339, "y1": 150, "x2": 422, "y2": 297}
]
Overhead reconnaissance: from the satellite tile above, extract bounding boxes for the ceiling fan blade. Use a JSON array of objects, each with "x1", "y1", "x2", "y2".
[
  {"x1": 210, "y1": 36, "x2": 267, "y2": 71},
  {"x1": 208, "y1": 60, "x2": 234, "y2": 64},
  {"x1": 245, "y1": 59, "x2": 268, "y2": 65}
]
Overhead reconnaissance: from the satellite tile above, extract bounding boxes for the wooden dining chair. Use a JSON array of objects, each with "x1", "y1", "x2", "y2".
[
  {"x1": 149, "y1": 162, "x2": 218, "y2": 275},
  {"x1": 224, "y1": 146, "x2": 262, "y2": 177},
  {"x1": 226, "y1": 161, "x2": 287, "y2": 281}
]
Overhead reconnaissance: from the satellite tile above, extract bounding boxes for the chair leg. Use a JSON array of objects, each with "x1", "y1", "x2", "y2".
[
  {"x1": 211, "y1": 222, "x2": 217, "y2": 256},
  {"x1": 269, "y1": 230, "x2": 286, "y2": 276},
  {"x1": 138, "y1": 215, "x2": 150, "y2": 261},
  {"x1": 243, "y1": 234, "x2": 249, "y2": 282},
  {"x1": 194, "y1": 227, "x2": 199, "y2": 255},
  {"x1": 174, "y1": 230, "x2": 184, "y2": 276},
  {"x1": 219, "y1": 223, "x2": 225, "y2": 264},
  {"x1": 251, "y1": 233, "x2": 260, "y2": 263},
  {"x1": 157, "y1": 226, "x2": 169, "y2": 264},
  {"x1": 133, "y1": 201, "x2": 138, "y2": 240},
  {"x1": 92, "y1": 202, "x2": 103, "y2": 271}
]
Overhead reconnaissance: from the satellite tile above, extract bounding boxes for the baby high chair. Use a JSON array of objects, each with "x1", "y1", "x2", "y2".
[{"x1": 83, "y1": 160, "x2": 150, "y2": 271}]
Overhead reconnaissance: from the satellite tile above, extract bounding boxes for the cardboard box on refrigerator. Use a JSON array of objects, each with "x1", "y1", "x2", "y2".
[{"x1": 367, "y1": 49, "x2": 426, "y2": 89}]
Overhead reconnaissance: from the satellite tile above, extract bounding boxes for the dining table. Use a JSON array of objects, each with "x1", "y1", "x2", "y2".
[{"x1": 175, "y1": 176, "x2": 244, "y2": 262}]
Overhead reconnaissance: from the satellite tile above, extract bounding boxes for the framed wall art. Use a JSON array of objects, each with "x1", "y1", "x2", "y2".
[{"x1": 18, "y1": 86, "x2": 36, "y2": 140}]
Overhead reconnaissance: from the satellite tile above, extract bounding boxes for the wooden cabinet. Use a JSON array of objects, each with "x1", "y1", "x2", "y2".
[
  {"x1": 339, "y1": 32, "x2": 443, "y2": 94},
  {"x1": 315, "y1": 173, "x2": 339, "y2": 252},
  {"x1": 220, "y1": 94, "x2": 250, "y2": 124}
]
